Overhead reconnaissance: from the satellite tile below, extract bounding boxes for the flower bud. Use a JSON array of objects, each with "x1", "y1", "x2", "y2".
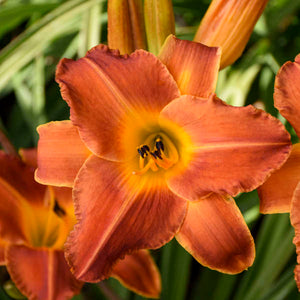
[
  {"x1": 194, "y1": 0, "x2": 269, "y2": 69},
  {"x1": 144, "y1": 0, "x2": 175, "y2": 55},
  {"x1": 108, "y1": 0, "x2": 146, "y2": 54}
]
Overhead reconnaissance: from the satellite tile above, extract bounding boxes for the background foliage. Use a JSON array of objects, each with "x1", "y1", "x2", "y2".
[{"x1": 0, "y1": 0, "x2": 300, "y2": 299}]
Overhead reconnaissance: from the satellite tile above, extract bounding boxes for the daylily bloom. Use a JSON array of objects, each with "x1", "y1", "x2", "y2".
[
  {"x1": 194, "y1": 0, "x2": 269, "y2": 69},
  {"x1": 35, "y1": 35, "x2": 291, "y2": 282},
  {"x1": 257, "y1": 54, "x2": 300, "y2": 290},
  {"x1": 0, "y1": 149, "x2": 161, "y2": 299}
]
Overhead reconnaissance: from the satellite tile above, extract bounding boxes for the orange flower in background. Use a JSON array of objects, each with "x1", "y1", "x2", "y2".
[
  {"x1": 35, "y1": 36, "x2": 291, "y2": 282},
  {"x1": 257, "y1": 54, "x2": 300, "y2": 290},
  {"x1": 0, "y1": 149, "x2": 161, "y2": 299}
]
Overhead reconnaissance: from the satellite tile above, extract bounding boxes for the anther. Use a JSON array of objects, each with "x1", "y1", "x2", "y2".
[
  {"x1": 137, "y1": 148, "x2": 145, "y2": 158},
  {"x1": 137, "y1": 145, "x2": 150, "y2": 158},
  {"x1": 153, "y1": 149, "x2": 162, "y2": 160},
  {"x1": 142, "y1": 145, "x2": 150, "y2": 152},
  {"x1": 53, "y1": 200, "x2": 66, "y2": 218},
  {"x1": 155, "y1": 139, "x2": 164, "y2": 152}
]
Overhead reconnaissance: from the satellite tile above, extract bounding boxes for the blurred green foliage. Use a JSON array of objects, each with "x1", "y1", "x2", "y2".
[{"x1": 0, "y1": 0, "x2": 300, "y2": 299}]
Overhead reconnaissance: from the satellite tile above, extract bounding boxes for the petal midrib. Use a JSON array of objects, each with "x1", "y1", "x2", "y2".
[
  {"x1": 192, "y1": 141, "x2": 291, "y2": 151},
  {"x1": 83, "y1": 57, "x2": 133, "y2": 112},
  {"x1": 76, "y1": 193, "x2": 135, "y2": 278}
]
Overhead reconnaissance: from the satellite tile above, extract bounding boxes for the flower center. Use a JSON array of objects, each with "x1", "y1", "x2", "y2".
[{"x1": 133, "y1": 132, "x2": 179, "y2": 175}]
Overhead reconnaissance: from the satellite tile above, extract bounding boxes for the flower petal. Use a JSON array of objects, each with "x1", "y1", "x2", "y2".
[
  {"x1": 6, "y1": 245, "x2": 82, "y2": 300},
  {"x1": 0, "y1": 178, "x2": 29, "y2": 243},
  {"x1": 56, "y1": 45, "x2": 180, "y2": 161},
  {"x1": 159, "y1": 35, "x2": 221, "y2": 97},
  {"x1": 65, "y1": 155, "x2": 187, "y2": 282},
  {"x1": 194, "y1": 0, "x2": 268, "y2": 69},
  {"x1": 111, "y1": 250, "x2": 161, "y2": 298},
  {"x1": 35, "y1": 121, "x2": 91, "y2": 187},
  {"x1": 161, "y1": 95, "x2": 291, "y2": 200},
  {"x1": 0, "y1": 240, "x2": 7, "y2": 265},
  {"x1": 0, "y1": 151, "x2": 46, "y2": 205},
  {"x1": 19, "y1": 148, "x2": 37, "y2": 168},
  {"x1": 0, "y1": 152, "x2": 49, "y2": 243},
  {"x1": 176, "y1": 194, "x2": 255, "y2": 273},
  {"x1": 258, "y1": 143, "x2": 300, "y2": 214},
  {"x1": 290, "y1": 182, "x2": 300, "y2": 291},
  {"x1": 274, "y1": 54, "x2": 300, "y2": 137}
]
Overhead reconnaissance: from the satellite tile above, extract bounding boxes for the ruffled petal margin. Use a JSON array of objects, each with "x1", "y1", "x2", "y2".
[
  {"x1": 258, "y1": 143, "x2": 300, "y2": 214},
  {"x1": 159, "y1": 35, "x2": 221, "y2": 97},
  {"x1": 290, "y1": 182, "x2": 300, "y2": 291},
  {"x1": 274, "y1": 54, "x2": 300, "y2": 137},
  {"x1": 6, "y1": 245, "x2": 82, "y2": 300},
  {"x1": 65, "y1": 155, "x2": 187, "y2": 282},
  {"x1": 160, "y1": 95, "x2": 291, "y2": 200},
  {"x1": 56, "y1": 45, "x2": 180, "y2": 161},
  {"x1": 111, "y1": 250, "x2": 161, "y2": 298},
  {"x1": 176, "y1": 194, "x2": 255, "y2": 274},
  {"x1": 36, "y1": 121, "x2": 91, "y2": 187}
]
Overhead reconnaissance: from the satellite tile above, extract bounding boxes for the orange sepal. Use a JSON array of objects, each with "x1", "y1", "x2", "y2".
[
  {"x1": 6, "y1": 245, "x2": 82, "y2": 300},
  {"x1": 56, "y1": 45, "x2": 179, "y2": 161},
  {"x1": 65, "y1": 155, "x2": 187, "y2": 282},
  {"x1": 36, "y1": 121, "x2": 91, "y2": 187},
  {"x1": 176, "y1": 194, "x2": 255, "y2": 274},
  {"x1": 161, "y1": 95, "x2": 291, "y2": 200},
  {"x1": 258, "y1": 143, "x2": 300, "y2": 214},
  {"x1": 194, "y1": 0, "x2": 268, "y2": 69},
  {"x1": 290, "y1": 182, "x2": 300, "y2": 291},
  {"x1": 111, "y1": 250, "x2": 161, "y2": 298},
  {"x1": 159, "y1": 35, "x2": 221, "y2": 97},
  {"x1": 274, "y1": 54, "x2": 300, "y2": 137}
]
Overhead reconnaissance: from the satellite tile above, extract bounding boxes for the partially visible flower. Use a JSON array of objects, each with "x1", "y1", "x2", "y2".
[
  {"x1": 35, "y1": 36, "x2": 291, "y2": 282},
  {"x1": 0, "y1": 149, "x2": 161, "y2": 299},
  {"x1": 257, "y1": 54, "x2": 300, "y2": 290},
  {"x1": 194, "y1": 0, "x2": 269, "y2": 69}
]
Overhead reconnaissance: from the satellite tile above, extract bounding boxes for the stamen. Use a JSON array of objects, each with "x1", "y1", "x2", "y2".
[
  {"x1": 155, "y1": 138, "x2": 164, "y2": 152},
  {"x1": 153, "y1": 149, "x2": 162, "y2": 160},
  {"x1": 137, "y1": 145, "x2": 150, "y2": 158},
  {"x1": 53, "y1": 200, "x2": 66, "y2": 217},
  {"x1": 133, "y1": 133, "x2": 179, "y2": 175}
]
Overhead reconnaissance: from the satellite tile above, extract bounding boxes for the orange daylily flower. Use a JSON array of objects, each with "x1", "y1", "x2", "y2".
[
  {"x1": 0, "y1": 149, "x2": 161, "y2": 299},
  {"x1": 194, "y1": 0, "x2": 269, "y2": 69},
  {"x1": 35, "y1": 36, "x2": 291, "y2": 282},
  {"x1": 257, "y1": 54, "x2": 300, "y2": 290}
]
